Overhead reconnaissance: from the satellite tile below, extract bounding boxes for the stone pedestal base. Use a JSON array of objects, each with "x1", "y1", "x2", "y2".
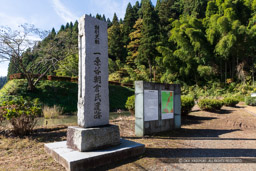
[
  {"x1": 67, "y1": 124, "x2": 120, "y2": 152},
  {"x1": 45, "y1": 139, "x2": 145, "y2": 171}
]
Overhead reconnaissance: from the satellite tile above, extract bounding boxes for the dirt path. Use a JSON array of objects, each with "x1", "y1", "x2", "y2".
[
  {"x1": 105, "y1": 105, "x2": 256, "y2": 171},
  {"x1": 1, "y1": 105, "x2": 256, "y2": 171}
]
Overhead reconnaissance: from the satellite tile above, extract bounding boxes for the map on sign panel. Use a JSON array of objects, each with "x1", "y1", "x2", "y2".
[{"x1": 161, "y1": 91, "x2": 174, "y2": 119}]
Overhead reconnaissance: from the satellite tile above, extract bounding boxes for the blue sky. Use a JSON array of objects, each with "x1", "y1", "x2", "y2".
[{"x1": 0, "y1": 0, "x2": 157, "y2": 76}]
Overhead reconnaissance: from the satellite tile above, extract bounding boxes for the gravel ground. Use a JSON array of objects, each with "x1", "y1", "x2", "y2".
[
  {"x1": 1, "y1": 104, "x2": 256, "y2": 171},
  {"x1": 106, "y1": 104, "x2": 256, "y2": 171}
]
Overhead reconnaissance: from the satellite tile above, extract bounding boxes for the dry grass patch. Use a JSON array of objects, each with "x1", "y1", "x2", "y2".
[
  {"x1": 43, "y1": 105, "x2": 63, "y2": 119},
  {"x1": 0, "y1": 106, "x2": 256, "y2": 170},
  {"x1": 0, "y1": 126, "x2": 67, "y2": 170}
]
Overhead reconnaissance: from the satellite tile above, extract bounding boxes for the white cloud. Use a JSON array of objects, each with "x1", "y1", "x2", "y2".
[
  {"x1": 0, "y1": 12, "x2": 27, "y2": 29},
  {"x1": 91, "y1": 0, "x2": 127, "y2": 19},
  {"x1": 52, "y1": 0, "x2": 78, "y2": 22},
  {"x1": 95, "y1": 0, "x2": 137, "y2": 20}
]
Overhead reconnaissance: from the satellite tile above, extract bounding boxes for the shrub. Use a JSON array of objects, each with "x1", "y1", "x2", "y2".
[
  {"x1": 0, "y1": 97, "x2": 41, "y2": 135},
  {"x1": 43, "y1": 105, "x2": 63, "y2": 119},
  {"x1": 198, "y1": 99, "x2": 223, "y2": 111},
  {"x1": 223, "y1": 97, "x2": 239, "y2": 107},
  {"x1": 0, "y1": 106, "x2": 5, "y2": 123},
  {"x1": 125, "y1": 95, "x2": 135, "y2": 114},
  {"x1": 245, "y1": 96, "x2": 256, "y2": 106},
  {"x1": 181, "y1": 96, "x2": 195, "y2": 116}
]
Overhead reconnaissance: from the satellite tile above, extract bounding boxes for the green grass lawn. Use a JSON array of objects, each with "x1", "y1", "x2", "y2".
[{"x1": 0, "y1": 79, "x2": 134, "y2": 113}]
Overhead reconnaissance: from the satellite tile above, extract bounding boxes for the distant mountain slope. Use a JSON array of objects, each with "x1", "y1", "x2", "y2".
[{"x1": 0, "y1": 76, "x2": 7, "y2": 89}]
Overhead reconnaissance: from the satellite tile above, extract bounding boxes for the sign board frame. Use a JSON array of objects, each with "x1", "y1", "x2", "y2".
[{"x1": 161, "y1": 91, "x2": 174, "y2": 120}]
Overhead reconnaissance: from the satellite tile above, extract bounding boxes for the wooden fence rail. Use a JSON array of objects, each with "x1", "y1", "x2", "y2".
[{"x1": 9, "y1": 73, "x2": 134, "y2": 88}]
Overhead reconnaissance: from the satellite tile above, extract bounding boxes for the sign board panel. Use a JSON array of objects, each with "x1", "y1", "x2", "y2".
[
  {"x1": 144, "y1": 90, "x2": 159, "y2": 121},
  {"x1": 161, "y1": 91, "x2": 174, "y2": 120}
]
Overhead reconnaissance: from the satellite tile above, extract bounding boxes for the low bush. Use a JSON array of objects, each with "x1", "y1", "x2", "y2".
[
  {"x1": 245, "y1": 96, "x2": 256, "y2": 106},
  {"x1": 125, "y1": 95, "x2": 135, "y2": 114},
  {"x1": 0, "y1": 96, "x2": 41, "y2": 135},
  {"x1": 0, "y1": 106, "x2": 5, "y2": 123},
  {"x1": 181, "y1": 96, "x2": 195, "y2": 116},
  {"x1": 198, "y1": 99, "x2": 223, "y2": 111},
  {"x1": 223, "y1": 97, "x2": 239, "y2": 107},
  {"x1": 43, "y1": 105, "x2": 63, "y2": 119}
]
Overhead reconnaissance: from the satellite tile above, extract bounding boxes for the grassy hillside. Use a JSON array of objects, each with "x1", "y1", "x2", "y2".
[{"x1": 0, "y1": 79, "x2": 134, "y2": 113}]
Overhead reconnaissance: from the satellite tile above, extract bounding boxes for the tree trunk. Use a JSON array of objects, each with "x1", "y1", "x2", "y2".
[
  {"x1": 220, "y1": 60, "x2": 223, "y2": 82},
  {"x1": 252, "y1": 57, "x2": 255, "y2": 86},
  {"x1": 148, "y1": 59, "x2": 152, "y2": 82},
  {"x1": 25, "y1": 74, "x2": 36, "y2": 92},
  {"x1": 154, "y1": 69, "x2": 156, "y2": 82},
  {"x1": 232, "y1": 56, "x2": 235, "y2": 80},
  {"x1": 27, "y1": 79, "x2": 36, "y2": 91},
  {"x1": 252, "y1": 68, "x2": 254, "y2": 87},
  {"x1": 225, "y1": 61, "x2": 227, "y2": 84}
]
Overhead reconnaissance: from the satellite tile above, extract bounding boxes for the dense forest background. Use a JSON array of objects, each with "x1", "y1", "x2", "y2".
[{"x1": 7, "y1": 0, "x2": 256, "y2": 87}]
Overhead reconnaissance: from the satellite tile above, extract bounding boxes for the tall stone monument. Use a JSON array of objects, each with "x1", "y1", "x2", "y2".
[
  {"x1": 77, "y1": 15, "x2": 109, "y2": 128},
  {"x1": 66, "y1": 14, "x2": 120, "y2": 152},
  {"x1": 45, "y1": 15, "x2": 145, "y2": 171}
]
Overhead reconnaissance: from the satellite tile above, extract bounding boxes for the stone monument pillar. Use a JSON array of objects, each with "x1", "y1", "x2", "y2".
[
  {"x1": 66, "y1": 15, "x2": 120, "y2": 152},
  {"x1": 77, "y1": 15, "x2": 109, "y2": 128},
  {"x1": 45, "y1": 15, "x2": 145, "y2": 171}
]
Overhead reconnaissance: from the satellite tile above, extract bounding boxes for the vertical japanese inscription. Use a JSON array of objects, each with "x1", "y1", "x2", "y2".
[
  {"x1": 93, "y1": 55, "x2": 101, "y2": 119},
  {"x1": 93, "y1": 25, "x2": 101, "y2": 119},
  {"x1": 95, "y1": 25, "x2": 100, "y2": 44}
]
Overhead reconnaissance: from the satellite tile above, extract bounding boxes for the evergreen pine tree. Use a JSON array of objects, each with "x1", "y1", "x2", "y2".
[
  {"x1": 133, "y1": 1, "x2": 141, "y2": 20},
  {"x1": 181, "y1": 0, "x2": 208, "y2": 18},
  {"x1": 138, "y1": 0, "x2": 159, "y2": 81},
  {"x1": 70, "y1": 22, "x2": 74, "y2": 30},
  {"x1": 108, "y1": 13, "x2": 125, "y2": 61},
  {"x1": 157, "y1": 0, "x2": 177, "y2": 45},
  {"x1": 123, "y1": 3, "x2": 137, "y2": 48},
  {"x1": 155, "y1": 0, "x2": 162, "y2": 13},
  {"x1": 107, "y1": 18, "x2": 112, "y2": 28},
  {"x1": 102, "y1": 14, "x2": 106, "y2": 22},
  {"x1": 73, "y1": 21, "x2": 78, "y2": 34},
  {"x1": 51, "y1": 28, "x2": 56, "y2": 37},
  {"x1": 96, "y1": 13, "x2": 101, "y2": 20},
  {"x1": 120, "y1": 18, "x2": 123, "y2": 24},
  {"x1": 127, "y1": 18, "x2": 143, "y2": 66},
  {"x1": 59, "y1": 25, "x2": 65, "y2": 32},
  {"x1": 65, "y1": 23, "x2": 70, "y2": 29}
]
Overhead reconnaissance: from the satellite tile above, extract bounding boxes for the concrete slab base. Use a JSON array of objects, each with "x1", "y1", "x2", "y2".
[{"x1": 45, "y1": 139, "x2": 145, "y2": 171}]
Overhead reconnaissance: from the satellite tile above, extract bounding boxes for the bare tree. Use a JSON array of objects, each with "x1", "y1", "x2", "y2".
[{"x1": 0, "y1": 24, "x2": 57, "y2": 91}]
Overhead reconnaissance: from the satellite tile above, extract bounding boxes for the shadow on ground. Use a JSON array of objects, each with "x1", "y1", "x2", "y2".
[
  {"x1": 156, "y1": 128, "x2": 240, "y2": 138},
  {"x1": 0, "y1": 126, "x2": 67, "y2": 143},
  {"x1": 182, "y1": 115, "x2": 217, "y2": 125},
  {"x1": 181, "y1": 108, "x2": 234, "y2": 126},
  {"x1": 32, "y1": 126, "x2": 67, "y2": 142},
  {"x1": 96, "y1": 155, "x2": 146, "y2": 171},
  {"x1": 145, "y1": 148, "x2": 256, "y2": 158},
  {"x1": 214, "y1": 109, "x2": 234, "y2": 114},
  {"x1": 123, "y1": 128, "x2": 256, "y2": 141}
]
